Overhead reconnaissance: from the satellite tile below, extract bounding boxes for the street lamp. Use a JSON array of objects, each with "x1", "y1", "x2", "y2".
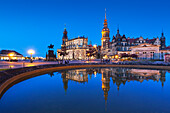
[{"x1": 28, "y1": 49, "x2": 35, "y2": 63}]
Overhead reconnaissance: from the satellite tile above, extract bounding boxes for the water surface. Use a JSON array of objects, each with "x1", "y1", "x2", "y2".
[{"x1": 0, "y1": 67, "x2": 170, "y2": 113}]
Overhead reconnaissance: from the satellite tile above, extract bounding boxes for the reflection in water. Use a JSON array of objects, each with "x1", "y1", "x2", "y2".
[
  {"x1": 56, "y1": 68, "x2": 166, "y2": 102},
  {"x1": 0, "y1": 67, "x2": 168, "y2": 113}
]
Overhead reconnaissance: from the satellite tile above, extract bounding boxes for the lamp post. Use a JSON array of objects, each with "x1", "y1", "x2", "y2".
[{"x1": 28, "y1": 49, "x2": 35, "y2": 63}]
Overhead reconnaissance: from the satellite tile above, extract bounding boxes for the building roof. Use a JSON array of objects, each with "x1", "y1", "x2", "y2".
[
  {"x1": 145, "y1": 38, "x2": 156, "y2": 43},
  {"x1": 126, "y1": 38, "x2": 138, "y2": 43},
  {"x1": 166, "y1": 46, "x2": 170, "y2": 50},
  {"x1": 67, "y1": 36, "x2": 87, "y2": 41},
  {"x1": 130, "y1": 43, "x2": 160, "y2": 49},
  {"x1": 126, "y1": 37, "x2": 156, "y2": 44},
  {"x1": 88, "y1": 44, "x2": 93, "y2": 47},
  {"x1": 0, "y1": 50, "x2": 23, "y2": 56}
]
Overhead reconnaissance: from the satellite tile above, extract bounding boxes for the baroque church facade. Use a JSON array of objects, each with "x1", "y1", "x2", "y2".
[
  {"x1": 57, "y1": 28, "x2": 90, "y2": 60},
  {"x1": 101, "y1": 10, "x2": 167, "y2": 59}
]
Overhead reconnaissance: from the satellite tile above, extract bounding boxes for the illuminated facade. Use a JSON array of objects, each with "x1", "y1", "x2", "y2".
[
  {"x1": 130, "y1": 43, "x2": 160, "y2": 59},
  {"x1": 101, "y1": 9, "x2": 111, "y2": 56},
  {"x1": 100, "y1": 9, "x2": 167, "y2": 59},
  {"x1": 57, "y1": 28, "x2": 94, "y2": 60},
  {"x1": 0, "y1": 50, "x2": 24, "y2": 60}
]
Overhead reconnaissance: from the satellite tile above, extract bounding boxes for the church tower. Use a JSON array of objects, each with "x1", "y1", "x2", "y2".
[
  {"x1": 101, "y1": 9, "x2": 110, "y2": 50},
  {"x1": 61, "y1": 27, "x2": 68, "y2": 51},
  {"x1": 160, "y1": 30, "x2": 166, "y2": 50}
]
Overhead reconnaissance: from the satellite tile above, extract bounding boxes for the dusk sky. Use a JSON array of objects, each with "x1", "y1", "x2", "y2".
[{"x1": 0, "y1": 0, "x2": 169, "y2": 57}]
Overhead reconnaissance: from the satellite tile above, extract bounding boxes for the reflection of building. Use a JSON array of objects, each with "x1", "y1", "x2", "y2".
[
  {"x1": 0, "y1": 50, "x2": 24, "y2": 60},
  {"x1": 100, "y1": 67, "x2": 166, "y2": 97},
  {"x1": 59, "y1": 68, "x2": 166, "y2": 101},
  {"x1": 60, "y1": 69, "x2": 89, "y2": 92},
  {"x1": 64, "y1": 69, "x2": 88, "y2": 83}
]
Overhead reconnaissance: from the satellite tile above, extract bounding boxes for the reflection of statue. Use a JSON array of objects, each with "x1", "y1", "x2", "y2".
[{"x1": 48, "y1": 72, "x2": 54, "y2": 77}]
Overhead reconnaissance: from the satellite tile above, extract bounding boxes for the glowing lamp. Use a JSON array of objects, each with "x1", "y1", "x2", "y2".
[
  {"x1": 28, "y1": 49, "x2": 35, "y2": 62},
  {"x1": 28, "y1": 49, "x2": 35, "y2": 55}
]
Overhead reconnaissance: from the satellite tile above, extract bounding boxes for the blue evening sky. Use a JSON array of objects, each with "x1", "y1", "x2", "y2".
[{"x1": 0, "y1": 0, "x2": 169, "y2": 57}]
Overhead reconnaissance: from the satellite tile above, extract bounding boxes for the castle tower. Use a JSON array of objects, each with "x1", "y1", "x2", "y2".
[
  {"x1": 101, "y1": 9, "x2": 110, "y2": 50},
  {"x1": 160, "y1": 30, "x2": 166, "y2": 50},
  {"x1": 116, "y1": 26, "x2": 121, "y2": 38},
  {"x1": 61, "y1": 27, "x2": 68, "y2": 51}
]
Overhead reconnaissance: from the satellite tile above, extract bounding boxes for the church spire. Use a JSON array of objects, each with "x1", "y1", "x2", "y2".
[
  {"x1": 117, "y1": 24, "x2": 119, "y2": 33},
  {"x1": 162, "y1": 28, "x2": 164, "y2": 36},
  {"x1": 101, "y1": 8, "x2": 110, "y2": 50},
  {"x1": 105, "y1": 8, "x2": 106, "y2": 19},
  {"x1": 104, "y1": 8, "x2": 108, "y2": 28}
]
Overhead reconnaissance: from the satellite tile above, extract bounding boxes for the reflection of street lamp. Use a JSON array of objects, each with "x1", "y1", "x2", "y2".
[
  {"x1": 8, "y1": 53, "x2": 14, "y2": 62},
  {"x1": 28, "y1": 49, "x2": 35, "y2": 63}
]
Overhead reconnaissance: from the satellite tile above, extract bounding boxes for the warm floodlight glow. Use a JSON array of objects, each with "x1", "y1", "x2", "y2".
[
  {"x1": 8, "y1": 53, "x2": 14, "y2": 57},
  {"x1": 115, "y1": 55, "x2": 119, "y2": 59},
  {"x1": 28, "y1": 49, "x2": 35, "y2": 55},
  {"x1": 93, "y1": 44, "x2": 97, "y2": 48}
]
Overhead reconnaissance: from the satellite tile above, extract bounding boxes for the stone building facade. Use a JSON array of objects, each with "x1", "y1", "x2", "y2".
[
  {"x1": 101, "y1": 10, "x2": 167, "y2": 59},
  {"x1": 130, "y1": 43, "x2": 160, "y2": 59},
  {"x1": 57, "y1": 28, "x2": 90, "y2": 60}
]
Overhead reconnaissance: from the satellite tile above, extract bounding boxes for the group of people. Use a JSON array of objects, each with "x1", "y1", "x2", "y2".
[
  {"x1": 56, "y1": 59, "x2": 70, "y2": 64},
  {"x1": 101, "y1": 59, "x2": 111, "y2": 63},
  {"x1": 65, "y1": 60, "x2": 69, "y2": 64}
]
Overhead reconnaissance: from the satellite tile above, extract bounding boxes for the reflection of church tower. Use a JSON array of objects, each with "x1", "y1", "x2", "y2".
[
  {"x1": 160, "y1": 70, "x2": 166, "y2": 87},
  {"x1": 101, "y1": 71, "x2": 110, "y2": 101},
  {"x1": 101, "y1": 9, "x2": 110, "y2": 50},
  {"x1": 112, "y1": 76, "x2": 123, "y2": 91},
  {"x1": 116, "y1": 79, "x2": 121, "y2": 91},
  {"x1": 61, "y1": 27, "x2": 68, "y2": 51},
  {"x1": 61, "y1": 72, "x2": 68, "y2": 93}
]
